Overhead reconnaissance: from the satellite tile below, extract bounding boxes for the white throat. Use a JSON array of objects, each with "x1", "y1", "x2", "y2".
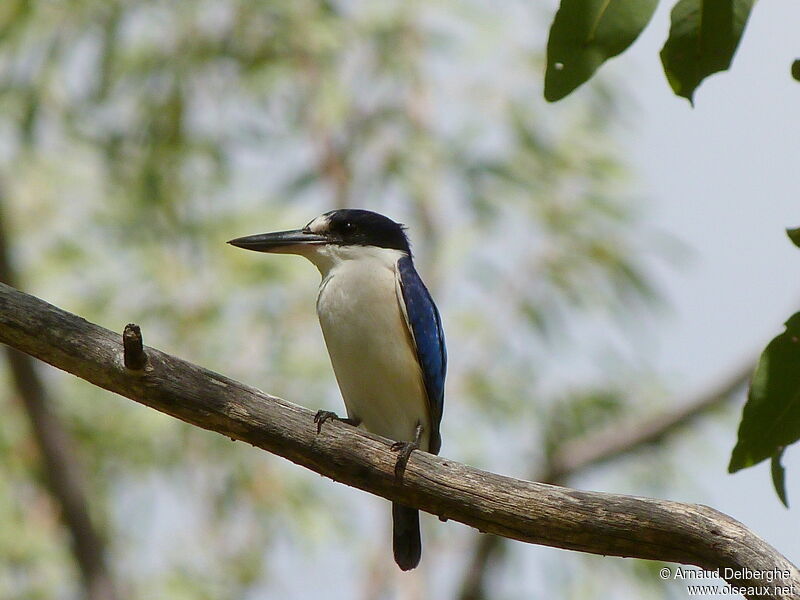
[{"x1": 299, "y1": 244, "x2": 408, "y2": 280}]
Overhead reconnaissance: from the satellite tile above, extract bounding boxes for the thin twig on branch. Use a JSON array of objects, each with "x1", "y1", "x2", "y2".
[
  {"x1": 122, "y1": 323, "x2": 147, "y2": 371},
  {"x1": 0, "y1": 282, "x2": 796, "y2": 600}
]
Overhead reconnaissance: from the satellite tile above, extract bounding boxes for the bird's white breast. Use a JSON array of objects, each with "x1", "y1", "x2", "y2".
[{"x1": 308, "y1": 245, "x2": 432, "y2": 450}]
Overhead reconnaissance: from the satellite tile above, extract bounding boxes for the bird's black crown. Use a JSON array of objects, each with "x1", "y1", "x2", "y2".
[{"x1": 310, "y1": 209, "x2": 411, "y2": 254}]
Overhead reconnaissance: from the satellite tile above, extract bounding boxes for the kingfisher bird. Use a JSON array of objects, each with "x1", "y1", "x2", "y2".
[{"x1": 228, "y1": 209, "x2": 446, "y2": 571}]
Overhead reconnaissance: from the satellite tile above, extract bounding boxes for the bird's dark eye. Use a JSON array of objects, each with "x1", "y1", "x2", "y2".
[{"x1": 343, "y1": 221, "x2": 354, "y2": 231}]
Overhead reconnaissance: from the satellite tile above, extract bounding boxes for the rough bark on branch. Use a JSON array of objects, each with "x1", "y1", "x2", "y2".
[{"x1": 0, "y1": 282, "x2": 797, "y2": 600}]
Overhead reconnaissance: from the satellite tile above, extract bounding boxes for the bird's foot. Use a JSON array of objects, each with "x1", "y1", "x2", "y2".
[
  {"x1": 390, "y1": 440, "x2": 418, "y2": 481},
  {"x1": 391, "y1": 423, "x2": 423, "y2": 481},
  {"x1": 313, "y1": 410, "x2": 360, "y2": 434}
]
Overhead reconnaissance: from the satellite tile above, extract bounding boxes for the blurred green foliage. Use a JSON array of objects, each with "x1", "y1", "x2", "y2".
[{"x1": 0, "y1": 1, "x2": 668, "y2": 598}]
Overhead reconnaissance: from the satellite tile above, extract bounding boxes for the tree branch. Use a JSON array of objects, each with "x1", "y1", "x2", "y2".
[
  {"x1": 0, "y1": 200, "x2": 119, "y2": 600},
  {"x1": 545, "y1": 363, "x2": 752, "y2": 482},
  {"x1": 0, "y1": 283, "x2": 796, "y2": 600}
]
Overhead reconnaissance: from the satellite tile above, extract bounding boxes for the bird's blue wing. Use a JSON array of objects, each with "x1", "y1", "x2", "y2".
[{"x1": 397, "y1": 256, "x2": 446, "y2": 455}]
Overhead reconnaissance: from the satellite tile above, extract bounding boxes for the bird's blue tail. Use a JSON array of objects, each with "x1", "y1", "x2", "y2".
[{"x1": 392, "y1": 503, "x2": 421, "y2": 571}]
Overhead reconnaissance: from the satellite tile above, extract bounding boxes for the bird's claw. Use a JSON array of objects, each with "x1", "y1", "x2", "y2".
[
  {"x1": 391, "y1": 422, "x2": 423, "y2": 481},
  {"x1": 314, "y1": 410, "x2": 360, "y2": 434},
  {"x1": 314, "y1": 410, "x2": 339, "y2": 434},
  {"x1": 391, "y1": 440, "x2": 419, "y2": 481}
]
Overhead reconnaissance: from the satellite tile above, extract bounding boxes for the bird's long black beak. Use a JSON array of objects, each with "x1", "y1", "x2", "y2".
[{"x1": 227, "y1": 229, "x2": 328, "y2": 253}]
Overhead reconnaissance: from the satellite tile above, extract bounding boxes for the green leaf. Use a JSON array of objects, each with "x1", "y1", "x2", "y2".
[
  {"x1": 729, "y1": 313, "x2": 800, "y2": 473},
  {"x1": 771, "y1": 447, "x2": 789, "y2": 507},
  {"x1": 660, "y1": 0, "x2": 755, "y2": 103},
  {"x1": 792, "y1": 59, "x2": 800, "y2": 82},
  {"x1": 787, "y1": 227, "x2": 800, "y2": 249},
  {"x1": 544, "y1": 0, "x2": 659, "y2": 102}
]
